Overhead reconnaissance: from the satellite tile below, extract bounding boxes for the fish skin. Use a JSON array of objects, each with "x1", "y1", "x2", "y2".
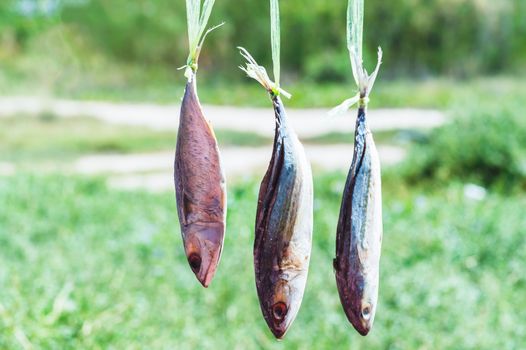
[
  {"x1": 174, "y1": 76, "x2": 227, "y2": 288},
  {"x1": 334, "y1": 107, "x2": 383, "y2": 336},
  {"x1": 254, "y1": 96, "x2": 313, "y2": 339}
]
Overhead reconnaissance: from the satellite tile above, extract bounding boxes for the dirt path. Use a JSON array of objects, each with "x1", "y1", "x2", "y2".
[
  {"x1": 0, "y1": 96, "x2": 446, "y2": 137},
  {"x1": 0, "y1": 96, "x2": 441, "y2": 191},
  {"x1": 75, "y1": 144, "x2": 405, "y2": 192},
  {"x1": 0, "y1": 162, "x2": 15, "y2": 176}
]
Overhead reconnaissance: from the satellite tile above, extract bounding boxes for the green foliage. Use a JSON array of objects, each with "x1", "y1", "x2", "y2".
[
  {"x1": 0, "y1": 173, "x2": 525, "y2": 348},
  {"x1": 60, "y1": 1, "x2": 185, "y2": 66},
  {"x1": 0, "y1": 0, "x2": 60, "y2": 56},
  {"x1": 1, "y1": 0, "x2": 525, "y2": 82},
  {"x1": 304, "y1": 50, "x2": 350, "y2": 83},
  {"x1": 401, "y1": 98, "x2": 526, "y2": 189}
]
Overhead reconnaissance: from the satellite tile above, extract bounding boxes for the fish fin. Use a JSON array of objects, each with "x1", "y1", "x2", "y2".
[{"x1": 333, "y1": 258, "x2": 340, "y2": 272}]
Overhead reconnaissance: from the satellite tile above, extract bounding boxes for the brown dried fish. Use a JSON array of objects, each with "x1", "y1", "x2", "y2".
[
  {"x1": 175, "y1": 0, "x2": 225, "y2": 288},
  {"x1": 174, "y1": 75, "x2": 226, "y2": 288},
  {"x1": 254, "y1": 96, "x2": 313, "y2": 339}
]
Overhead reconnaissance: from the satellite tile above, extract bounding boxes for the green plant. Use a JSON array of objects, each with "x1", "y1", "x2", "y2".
[
  {"x1": 3, "y1": 0, "x2": 525, "y2": 81},
  {"x1": 401, "y1": 98, "x2": 526, "y2": 190}
]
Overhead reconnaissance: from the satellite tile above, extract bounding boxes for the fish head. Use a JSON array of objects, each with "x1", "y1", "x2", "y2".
[
  {"x1": 262, "y1": 273, "x2": 305, "y2": 339},
  {"x1": 352, "y1": 297, "x2": 376, "y2": 336},
  {"x1": 183, "y1": 222, "x2": 224, "y2": 288},
  {"x1": 348, "y1": 274, "x2": 379, "y2": 336}
]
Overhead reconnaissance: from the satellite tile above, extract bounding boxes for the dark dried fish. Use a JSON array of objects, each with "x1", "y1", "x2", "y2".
[
  {"x1": 331, "y1": 0, "x2": 384, "y2": 335},
  {"x1": 174, "y1": 76, "x2": 226, "y2": 288},
  {"x1": 239, "y1": 0, "x2": 312, "y2": 337},
  {"x1": 334, "y1": 107, "x2": 382, "y2": 335},
  {"x1": 254, "y1": 96, "x2": 313, "y2": 339}
]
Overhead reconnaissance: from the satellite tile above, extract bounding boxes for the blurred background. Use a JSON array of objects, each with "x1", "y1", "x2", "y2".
[{"x1": 0, "y1": 0, "x2": 525, "y2": 349}]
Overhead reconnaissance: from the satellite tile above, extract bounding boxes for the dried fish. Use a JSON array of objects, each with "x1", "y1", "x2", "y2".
[
  {"x1": 238, "y1": 0, "x2": 313, "y2": 338},
  {"x1": 174, "y1": 0, "x2": 226, "y2": 287},
  {"x1": 254, "y1": 96, "x2": 313, "y2": 339},
  {"x1": 334, "y1": 107, "x2": 382, "y2": 335},
  {"x1": 331, "y1": 0, "x2": 384, "y2": 335}
]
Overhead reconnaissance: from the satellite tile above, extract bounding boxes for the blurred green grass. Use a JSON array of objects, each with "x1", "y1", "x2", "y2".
[
  {"x1": 399, "y1": 96, "x2": 526, "y2": 191},
  {"x1": 177, "y1": 76, "x2": 526, "y2": 109},
  {"x1": 0, "y1": 173, "x2": 524, "y2": 349},
  {"x1": 1, "y1": 49, "x2": 523, "y2": 109}
]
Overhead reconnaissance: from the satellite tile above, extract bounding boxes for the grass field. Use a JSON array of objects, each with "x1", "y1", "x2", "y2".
[
  {"x1": 33, "y1": 77, "x2": 526, "y2": 109},
  {"x1": 0, "y1": 57, "x2": 523, "y2": 109},
  {"x1": 0, "y1": 173, "x2": 524, "y2": 349}
]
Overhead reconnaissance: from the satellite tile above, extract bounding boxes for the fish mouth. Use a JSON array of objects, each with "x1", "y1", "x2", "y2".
[
  {"x1": 183, "y1": 222, "x2": 224, "y2": 288},
  {"x1": 270, "y1": 326, "x2": 287, "y2": 340},
  {"x1": 187, "y1": 252, "x2": 215, "y2": 288},
  {"x1": 338, "y1": 298, "x2": 374, "y2": 336},
  {"x1": 268, "y1": 319, "x2": 290, "y2": 339},
  {"x1": 349, "y1": 307, "x2": 373, "y2": 336},
  {"x1": 186, "y1": 247, "x2": 219, "y2": 288},
  {"x1": 194, "y1": 260, "x2": 215, "y2": 288},
  {"x1": 354, "y1": 322, "x2": 371, "y2": 336}
]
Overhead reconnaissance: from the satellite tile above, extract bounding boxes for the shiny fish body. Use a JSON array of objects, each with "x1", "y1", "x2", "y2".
[
  {"x1": 254, "y1": 96, "x2": 313, "y2": 339},
  {"x1": 174, "y1": 76, "x2": 227, "y2": 288},
  {"x1": 334, "y1": 107, "x2": 383, "y2": 336}
]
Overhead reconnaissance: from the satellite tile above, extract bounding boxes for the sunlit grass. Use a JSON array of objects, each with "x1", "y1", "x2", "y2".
[
  {"x1": 1, "y1": 56, "x2": 524, "y2": 109},
  {"x1": 0, "y1": 173, "x2": 524, "y2": 349},
  {"x1": 45, "y1": 76, "x2": 526, "y2": 109}
]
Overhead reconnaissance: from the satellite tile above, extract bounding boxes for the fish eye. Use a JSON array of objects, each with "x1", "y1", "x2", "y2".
[
  {"x1": 272, "y1": 302, "x2": 288, "y2": 321},
  {"x1": 361, "y1": 305, "x2": 371, "y2": 320},
  {"x1": 188, "y1": 254, "x2": 202, "y2": 273}
]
